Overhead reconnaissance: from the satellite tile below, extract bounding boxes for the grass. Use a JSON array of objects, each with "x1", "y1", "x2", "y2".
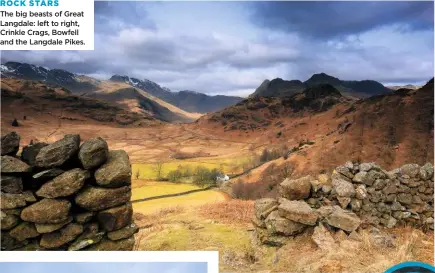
[
  {"x1": 132, "y1": 189, "x2": 229, "y2": 215},
  {"x1": 270, "y1": 227, "x2": 434, "y2": 273},
  {"x1": 132, "y1": 155, "x2": 253, "y2": 180},
  {"x1": 198, "y1": 200, "x2": 254, "y2": 227},
  {"x1": 131, "y1": 181, "x2": 200, "y2": 201},
  {"x1": 133, "y1": 197, "x2": 434, "y2": 272}
]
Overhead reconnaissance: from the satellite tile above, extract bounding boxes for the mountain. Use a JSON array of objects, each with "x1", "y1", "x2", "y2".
[
  {"x1": 109, "y1": 75, "x2": 242, "y2": 113},
  {"x1": 251, "y1": 72, "x2": 392, "y2": 98},
  {"x1": 1, "y1": 62, "x2": 200, "y2": 123},
  {"x1": 201, "y1": 84, "x2": 350, "y2": 132},
  {"x1": 196, "y1": 77, "x2": 433, "y2": 172},
  {"x1": 1, "y1": 77, "x2": 157, "y2": 127},
  {"x1": 250, "y1": 78, "x2": 305, "y2": 98},
  {"x1": 1, "y1": 62, "x2": 98, "y2": 93}
]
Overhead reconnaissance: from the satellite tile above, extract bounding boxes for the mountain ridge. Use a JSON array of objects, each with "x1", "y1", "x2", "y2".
[{"x1": 251, "y1": 72, "x2": 393, "y2": 98}]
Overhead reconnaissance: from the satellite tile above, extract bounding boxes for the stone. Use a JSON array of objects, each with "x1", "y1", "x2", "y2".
[
  {"x1": 32, "y1": 168, "x2": 65, "y2": 182},
  {"x1": 344, "y1": 161, "x2": 354, "y2": 170},
  {"x1": 393, "y1": 211, "x2": 411, "y2": 219},
  {"x1": 317, "y1": 174, "x2": 331, "y2": 186},
  {"x1": 264, "y1": 210, "x2": 306, "y2": 236},
  {"x1": 75, "y1": 212, "x2": 94, "y2": 224},
  {"x1": 400, "y1": 164, "x2": 420, "y2": 178},
  {"x1": 326, "y1": 207, "x2": 361, "y2": 232},
  {"x1": 332, "y1": 176, "x2": 355, "y2": 197},
  {"x1": 386, "y1": 217, "x2": 397, "y2": 228},
  {"x1": 369, "y1": 191, "x2": 384, "y2": 203},
  {"x1": 35, "y1": 134, "x2": 80, "y2": 168},
  {"x1": 21, "y1": 199, "x2": 71, "y2": 224},
  {"x1": 278, "y1": 199, "x2": 318, "y2": 226},
  {"x1": 397, "y1": 193, "x2": 412, "y2": 205},
  {"x1": 382, "y1": 183, "x2": 398, "y2": 195},
  {"x1": 0, "y1": 175, "x2": 23, "y2": 193},
  {"x1": 322, "y1": 185, "x2": 332, "y2": 194},
  {"x1": 1, "y1": 132, "x2": 20, "y2": 156},
  {"x1": 355, "y1": 184, "x2": 368, "y2": 200},
  {"x1": 3, "y1": 208, "x2": 22, "y2": 216},
  {"x1": 254, "y1": 198, "x2": 279, "y2": 220},
  {"x1": 1, "y1": 156, "x2": 31, "y2": 173},
  {"x1": 337, "y1": 197, "x2": 351, "y2": 209},
  {"x1": 350, "y1": 199, "x2": 362, "y2": 212},
  {"x1": 75, "y1": 186, "x2": 131, "y2": 211},
  {"x1": 373, "y1": 179, "x2": 387, "y2": 190},
  {"x1": 1, "y1": 211, "x2": 19, "y2": 230},
  {"x1": 385, "y1": 194, "x2": 396, "y2": 202},
  {"x1": 312, "y1": 223, "x2": 336, "y2": 251},
  {"x1": 420, "y1": 163, "x2": 434, "y2": 180},
  {"x1": 254, "y1": 227, "x2": 290, "y2": 247},
  {"x1": 68, "y1": 223, "x2": 105, "y2": 251},
  {"x1": 336, "y1": 165, "x2": 354, "y2": 179},
  {"x1": 332, "y1": 171, "x2": 351, "y2": 182},
  {"x1": 107, "y1": 222, "x2": 139, "y2": 241},
  {"x1": 317, "y1": 206, "x2": 335, "y2": 218},
  {"x1": 22, "y1": 191, "x2": 37, "y2": 203},
  {"x1": 362, "y1": 170, "x2": 385, "y2": 186},
  {"x1": 386, "y1": 169, "x2": 400, "y2": 179},
  {"x1": 97, "y1": 202, "x2": 133, "y2": 232},
  {"x1": 35, "y1": 217, "x2": 73, "y2": 233},
  {"x1": 352, "y1": 171, "x2": 367, "y2": 183},
  {"x1": 87, "y1": 236, "x2": 135, "y2": 251},
  {"x1": 251, "y1": 215, "x2": 266, "y2": 228},
  {"x1": 94, "y1": 150, "x2": 131, "y2": 188},
  {"x1": 390, "y1": 202, "x2": 404, "y2": 211},
  {"x1": 36, "y1": 168, "x2": 90, "y2": 198},
  {"x1": 9, "y1": 222, "x2": 40, "y2": 241},
  {"x1": 334, "y1": 230, "x2": 348, "y2": 242},
  {"x1": 359, "y1": 162, "x2": 380, "y2": 172},
  {"x1": 370, "y1": 228, "x2": 396, "y2": 248},
  {"x1": 78, "y1": 137, "x2": 109, "y2": 170},
  {"x1": 1, "y1": 232, "x2": 29, "y2": 250},
  {"x1": 279, "y1": 175, "x2": 312, "y2": 200},
  {"x1": 21, "y1": 142, "x2": 48, "y2": 166},
  {"x1": 1, "y1": 193, "x2": 27, "y2": 209},
  {"x1": 40, "y1": 223, "x2": 83, "y2": 249},
  {"x1": 348, "y1": 231, "x2": 362, "y2": 241},
  {"x1": 310, "y1": 179, "x2": 322, "y2": 192}
]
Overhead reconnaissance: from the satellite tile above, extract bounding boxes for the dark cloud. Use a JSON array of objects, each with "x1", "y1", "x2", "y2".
[
  {"x1": 94, "y1": 1, "x2": 155, "y2": 33},
  {"x1": 252, "y1": 1, "x2": 434, "y2": 39},
  {"x1": 1, "y1": 2, "x2": 433, "y2": 96}
]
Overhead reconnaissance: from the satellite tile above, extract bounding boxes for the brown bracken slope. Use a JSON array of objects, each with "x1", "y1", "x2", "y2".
[{"x1": 194, "y1": 80, "x2": 434, "y2": 174}]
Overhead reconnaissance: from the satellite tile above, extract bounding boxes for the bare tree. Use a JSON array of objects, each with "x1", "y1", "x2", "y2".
[{"x1": 153, "y1": 161, "x2": 164, "y2": 180}]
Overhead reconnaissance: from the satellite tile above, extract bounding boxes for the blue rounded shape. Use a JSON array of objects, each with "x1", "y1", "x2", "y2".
[{"x1": 385, "y1": 261, "x2": 435, "y2": 273}]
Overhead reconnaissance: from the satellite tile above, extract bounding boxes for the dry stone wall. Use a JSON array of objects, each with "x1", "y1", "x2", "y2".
[
  {"x1": 252, "y1": 161, "x2": 434, "y2": 247},
  {"x1": 1, "y1": 132, "x2": 138, "y2": 250}
]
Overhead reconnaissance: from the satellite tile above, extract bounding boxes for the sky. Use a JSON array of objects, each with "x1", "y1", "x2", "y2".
[
  {"x1": 0, "y1": 262, "x2": 207, "y2": 273},
  {"x1": 1, "y1": 1, "x2": 433, "y2": 96}
]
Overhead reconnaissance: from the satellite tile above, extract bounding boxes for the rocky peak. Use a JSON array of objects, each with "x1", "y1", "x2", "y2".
[{"x1": 109, "y1": 75, "x2": 130, "y2": 83}]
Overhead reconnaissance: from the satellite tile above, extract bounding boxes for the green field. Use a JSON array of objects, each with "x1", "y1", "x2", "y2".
[
  {"x1": 132, "y1": 155, "x2": 253, "y2": 180},
  {"x1": 132, "y1": 181, "x2": 228, "y2": 214},
  {"x1": 131, "y1": 181, "x2": 200, "y2": 201}
]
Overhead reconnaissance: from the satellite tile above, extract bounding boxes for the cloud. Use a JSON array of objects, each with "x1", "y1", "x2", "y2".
[
  {"x1": 252, "y1": 1, "x2": 434, "y2": 39},
  {"x1": 1, "y1": 1, "x2": 433, "y2": 96}
]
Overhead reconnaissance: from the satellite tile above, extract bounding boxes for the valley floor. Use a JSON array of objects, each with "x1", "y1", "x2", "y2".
[{"x1": 2, "y1": 107, "x2": 434, "y2": 272}]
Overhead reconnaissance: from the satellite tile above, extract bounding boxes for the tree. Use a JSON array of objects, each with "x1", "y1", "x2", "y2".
[{"x1": 153, "y1": 161, "x2": 164, "y2": 180}]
